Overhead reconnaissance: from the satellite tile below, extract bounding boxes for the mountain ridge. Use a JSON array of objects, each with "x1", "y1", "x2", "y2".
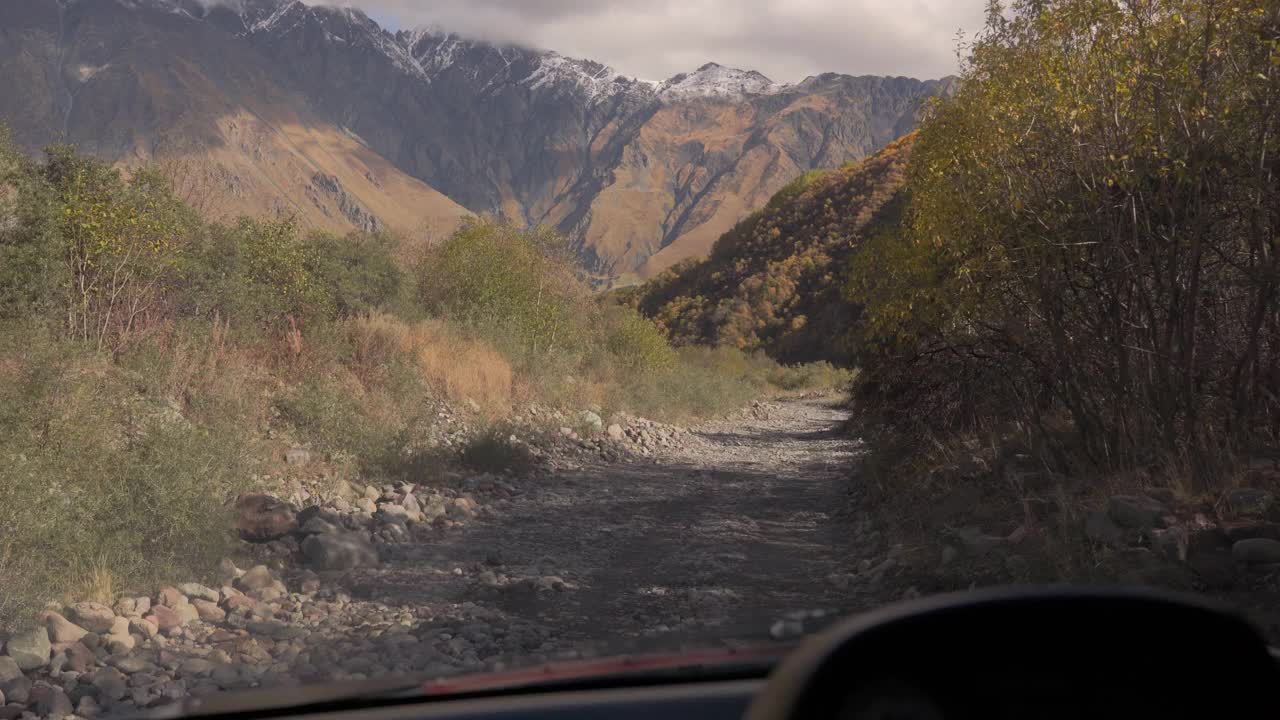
[{"x1": 0, "y1": 0, "x2": 948, "y2": 278}]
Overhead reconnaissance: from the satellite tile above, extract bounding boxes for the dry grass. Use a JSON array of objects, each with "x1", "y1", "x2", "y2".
[{"x1": 348, "y1": 314, "x2": 513, "y2": 416}]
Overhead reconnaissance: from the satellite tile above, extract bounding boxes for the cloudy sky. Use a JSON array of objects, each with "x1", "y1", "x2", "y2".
[{"x1": 328, "y1": 0, "x2": 987, "y2": 83}]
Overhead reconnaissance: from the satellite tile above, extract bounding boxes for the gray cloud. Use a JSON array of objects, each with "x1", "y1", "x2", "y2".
[{"x1": 315, "y1": 0, "x2": 985, "y2": 82}]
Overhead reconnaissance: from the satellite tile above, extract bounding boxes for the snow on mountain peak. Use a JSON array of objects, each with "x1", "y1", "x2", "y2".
[{"x1": 658, "y1": 62, "x2": 784, "y2": 101}]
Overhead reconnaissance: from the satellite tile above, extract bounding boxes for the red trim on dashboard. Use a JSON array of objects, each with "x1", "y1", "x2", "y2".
[{"x1": 420, "y1": 645, "x2": 788, "y2": 695}]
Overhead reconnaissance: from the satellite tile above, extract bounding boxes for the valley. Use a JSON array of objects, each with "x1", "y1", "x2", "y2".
[{"x1": 0, "y1": 0, "x2": 946, "y2": 281}]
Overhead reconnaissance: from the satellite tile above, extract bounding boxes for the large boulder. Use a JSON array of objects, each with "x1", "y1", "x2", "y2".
[
  {"x1": 1232, "y1": 538, "x2": 1280, "y2": 565},
  {"x1": 5, "y1": 627, "x2": 51, "y2": 671},
  {"x1": 300, "y1": 532, "x2": 379, "y2": 571},
  {"x1": 43, "y1": 613, "x2": 88, "y2": 645},
  {"x1": 580, "y1": 410, "x2": 604, "y2": 432},
  {"x1": 234, "y1": 493, "x2": 298, "y2": 542},
  {"x1": 1108, "y1": 495, "x2": 1169, "y2": 530},
  {"x1": 30, "y1": 683, "x2": 73, "y2": 719},
  {"x1": 1084, "y1": 511, "x2": 1125, "y2": 546},
  {"x1": 90, "y1": 667, "x2": 129, "y2": 702},
  {"x1": 0, "y1": 657, "x2": 22, "y2": 683},
  {"x1": 235, "y1": 565, "x2": 274, "y2": 592},
  {"x1": 66, "y1": 602, "x2": 116, "y2": 634},
  {"x1": 177, "y1": 583, "x2": 220, "y2": 603}
]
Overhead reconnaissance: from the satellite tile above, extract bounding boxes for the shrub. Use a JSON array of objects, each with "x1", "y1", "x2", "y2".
[
  {"x1": 0, "y1": 129, "x2": 65, "y2": 323},
  {"x1": 304, "y1": 231, "x2": 407, "y2": 318},
  {"x1": 417, "y1": 217, "x2": 588, "y2": 367},
  {"x1": 850, "y1": 0, "x2": 1280, "y2": 476},
  {"x1": 459, "y1": 426, "x2": 537, "y2": 475},
  {"x1": 0, "y1": 323, "x2": 253, "y2": 630},
  {"x1": 599, "y1": 304, "x2": 676, "y2": 373}
]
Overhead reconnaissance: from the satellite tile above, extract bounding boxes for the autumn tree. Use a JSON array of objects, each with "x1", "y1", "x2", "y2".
[{"x1": 851, "y1": 0, "x2": 1280, "y2": 473}]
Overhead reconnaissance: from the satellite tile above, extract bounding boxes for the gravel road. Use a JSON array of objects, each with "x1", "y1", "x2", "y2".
[{"x1": 341, "y1": 396, "x2": 884, "y2": 662}]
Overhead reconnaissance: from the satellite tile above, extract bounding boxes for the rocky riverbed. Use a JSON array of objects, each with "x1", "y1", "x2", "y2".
[
  {"x1": 0, "y1": 398, "x2": 888, "y2": 720},
  {"x1": 4, "y1": 396, "x2": 1279, "y2": 720}
]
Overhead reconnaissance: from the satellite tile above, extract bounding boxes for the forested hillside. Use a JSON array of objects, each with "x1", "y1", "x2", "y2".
[{"x1": 622, "y1": 135, "x2": 911, "y2": 365}]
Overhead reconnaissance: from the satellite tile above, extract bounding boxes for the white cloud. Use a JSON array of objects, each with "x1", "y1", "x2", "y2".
[{"x1": 314, "y1": 0, "x2": 986, "y2": 82}]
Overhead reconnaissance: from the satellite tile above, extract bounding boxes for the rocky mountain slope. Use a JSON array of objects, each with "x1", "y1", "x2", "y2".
[
  {"x1": 0, "y1": 0, "x2": 470, "y2": 237},
  {"x1": 0, "y1": 0, "x2": 947, "y2": 279},
  {"x1": 623, "y1": 135, "x2": 913, "y2": 364}
]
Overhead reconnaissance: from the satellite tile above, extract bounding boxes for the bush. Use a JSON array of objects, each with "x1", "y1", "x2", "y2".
[
  {"x1": 0, "y1": 129, "x2": 65, "y2": 323},
  {"x1": 850, "y1": 0, "x2": 1280, "y2": 476},
  {"x1": 599, "y1": 304, "x2": 676, "y2": 373},
  {"x1": 459, "y1": 426, "x2": 537, "y2": 475},
  {"x1": 304, "y1": 231, "x2": 408, "y2": 318},
  {"x1": 417, "y1": 217, "x2": 588, "y2": 367},
  {"x1": 0, "y1": 323, "x2": 253, "y2": 630}
]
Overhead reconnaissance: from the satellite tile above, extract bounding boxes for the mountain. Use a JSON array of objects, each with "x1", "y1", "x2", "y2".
[
  {"x1": 0, "y1": 0, "x2": 947, "y2": 279},
  {"x1": 0, "y1": 0, "x2": 470, "y2": 238},
  {"x1": 621, "y1": 134, "x2": 914, "y2": 364}
]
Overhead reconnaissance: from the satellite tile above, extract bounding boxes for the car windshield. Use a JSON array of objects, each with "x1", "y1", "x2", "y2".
[{"x1": 2, "y1": 0, "x2": 1279, "y2": 715}]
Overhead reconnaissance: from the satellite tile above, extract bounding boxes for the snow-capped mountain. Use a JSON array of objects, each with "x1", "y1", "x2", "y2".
[
  {"x1": 658, "y1": 63, "x2": 784, "y2": 101},
  {"x1": 1, "y1": 0, "x2": 950, "y2": 280}
]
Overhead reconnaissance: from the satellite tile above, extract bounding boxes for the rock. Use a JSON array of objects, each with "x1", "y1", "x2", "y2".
[
  {"x1": 177, "y1": 583, "x2": 219, "y2": 603},
  {"x1": 449, "y1": 497, "x2": 478, "y2": 518},
  {"x1": 114, "y1": 597, "x2": 137, "y2": 617},
  {"x1": 104, "y1": 633, "x2": 135, "y2": 655},
  {"x1": 580, "y1": 410, "x2": 603, "y2": 432},
  {"x1": 0, "y1": 658, "x2": 21, "y2": 683},
  {"x1": 245, "y1": 621, "x2": 308, "y2": 640},
  {"x1": 357, "y1": 497, "x2": 378, "y2": 514},
  {"x1": 1231, "y1": 538, "x2": 1280, "y2": 565},
  {"x1": 30, "y1": 684, "x2": 72, "y2": 719},
  {"x1": 1218, "y1": 520, "x2": 1280, "y2": 543},
  {"x1": 180, "y1": 659, "x2": 215, "y2": 677},
  {"x1": 1149, "y1": 526, "x2": 1189, "y2": 562},
  {"x1": 63, "y1": 643, "x2": 94, "y2": 674},
  {"x1": 1, "y1": 676, "x2": 30, "y2": 704},
  {"x1": 606, "y1": 424, "x2": 625, "y2": 441},
  {"x1": 236, "y1": 565, "x2": 275, "y2": 592},
  {"x1": 217, "y1": 558, "x2": 243, "y2": 584},
  {"x1": 222, "y1": 595, "x2": 257, "y2": 613},
  {"x1": 145, "y1": 606, "x2": 184, "y2": 633},
  {"x1": 285, "y1": 448, "x2": 311, "y2": 466},
  {"x1": 296, "y1": 571, "x2": 321, "y2": 594},
  {"x1": 172, "y1": 602, "x2": 200, "y2": 627},
  {"x1": 191, "y1": 600, "x2": 225, "y2": 623},
  {"x1": 364, "y1": 485, "x2": 381, "y2": 501},
  {"x1": 1085, "y1": 510, "x2": 1125, "y2": 545},
  {"x1": 298, "y1": 516, "x2": 340, "y2": 536},
  {"x1": 129, "y1": 618, "x2": 158, "y2": 640},
  {"x1": 43, "y1": 614, "x2": 88, "y2": 646},
  {"x1": 157, "y1": 587, "x2": 186, "y2": 609},
  {"x1": 0, "y1": 706, "x2": 19, "y2": 720},
  {"x1": 769, "y1": 619, "x2": 804, "y2": 640},
  {"x1": 5, "y1": 627, "x2": 51, "y2": 671},
  {"x1": 76, "y1": 695, "x2": 101, "y2": 718},
  {"x1": 66, "y1": 603, "x2": 116, "y2": 634},
  {"x1": 90, "y1": 668, "x2": 128, "y2": 701},
  {"x1": 1228, "y1": 488, "x2": 1274, "y2": 516},
  {"x1": 1108, "y1": 495, "x2": 1169, "y2": 530},
  {"x1": 234, "y1": 494, "x2": 298, "y2": 543},
  {"x1": 107, "y1": 656, "x2": 150, "y2": 675},
  {"x1": 301, "y1": 533, "x2": 379, "y2": 571}
]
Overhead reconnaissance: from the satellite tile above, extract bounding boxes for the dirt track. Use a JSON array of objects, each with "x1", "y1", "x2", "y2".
[{"x1": 338, "y1": 396, "x2": 891, "y2": 662}]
